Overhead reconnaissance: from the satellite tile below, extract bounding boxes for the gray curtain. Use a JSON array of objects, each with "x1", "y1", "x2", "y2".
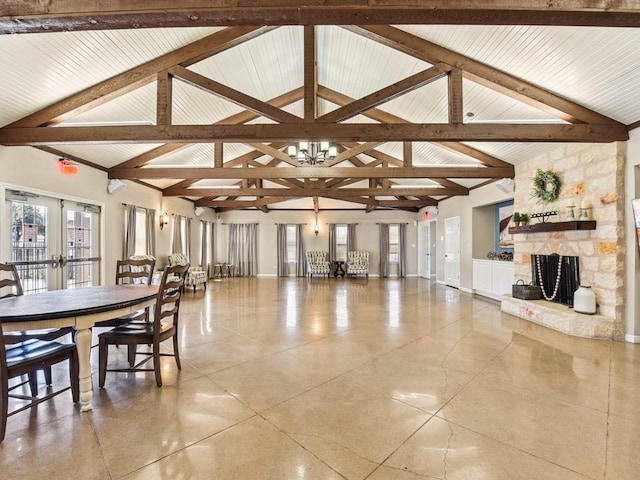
[
  {"x1": 171, "y1": 215, "x2": 182, "y2": 254},
  {"x1": 228, "y1": 223, "x2": 258, "y2": 277},
  {"x1": 296, "y1": 224, "x2": 307, "y2": 277},
  {"x1": 379, "y1": 223, "x2": 390, "y2": 278},
  {"x1": 200, "y1": 221, "x2": 208, "y2": 272},
  {"x1": 328, "y1": 223, "x2": 337, "y2": 262},
  {"x1": 185, "y1": 217, "x2": 192, "y2": 259},
  {"x1": 276, "y1": 224, "x2": 288, "y2": 277},
  {"x1": 398, "y1": 223, "x2": 407, "y2": 278},
  {"x1": 145, "y1": 208, "x2": 156, "y2": 257},
  {"x1": 123, "y1": 204, "x2": 136, "y2": 259},
  {"x1": 347, "y1": 223, "x2": 357, "y2": 253}
]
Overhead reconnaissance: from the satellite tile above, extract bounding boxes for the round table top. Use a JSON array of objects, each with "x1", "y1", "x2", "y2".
[{"x1": 0, "y1": 284, "x2": 158, "y2": 323}]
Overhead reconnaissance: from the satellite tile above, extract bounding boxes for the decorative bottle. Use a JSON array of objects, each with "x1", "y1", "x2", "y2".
[{"x1": 573, "y1": 285, "x2": 596, "y2": 314}]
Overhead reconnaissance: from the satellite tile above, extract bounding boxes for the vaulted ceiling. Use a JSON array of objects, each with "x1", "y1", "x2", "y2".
[{"x1": 0, "y1": 2, "x2": 638, "y2": 213}]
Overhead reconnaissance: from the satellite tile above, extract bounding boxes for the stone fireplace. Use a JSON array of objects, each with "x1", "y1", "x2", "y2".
[
  {"x1": 532, "y1": 253, "x2": 579, "y2": 306},
  {"x1": 500, "y1": 142, "x2": 625, "y2": 341}
]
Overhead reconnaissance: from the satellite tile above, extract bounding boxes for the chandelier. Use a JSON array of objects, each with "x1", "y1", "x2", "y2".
[{"x1": 287, "y1": 141, "x2": 337, "y2": 165}]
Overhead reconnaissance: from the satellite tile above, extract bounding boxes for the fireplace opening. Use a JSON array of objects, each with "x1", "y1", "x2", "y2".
[{"x1": 531, "y1": 254, "x2": 580, "y2": 307}]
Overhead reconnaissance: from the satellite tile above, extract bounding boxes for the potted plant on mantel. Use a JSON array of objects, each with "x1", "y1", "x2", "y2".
[{"x1": 513, "y1": 212, "x2": 529, "y2": 227}]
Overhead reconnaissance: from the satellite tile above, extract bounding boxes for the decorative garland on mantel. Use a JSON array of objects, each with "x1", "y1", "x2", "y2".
[{"x1": 532, "y1": 168, "x2": 560, "y2": 203}]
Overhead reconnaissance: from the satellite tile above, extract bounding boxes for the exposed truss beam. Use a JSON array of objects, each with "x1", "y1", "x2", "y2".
[
  {"x1": 163, "y1": 187, "x2": 467, "y2": 197},
  {"x1": 109, "y1": 166, "x2": 514, "y2": 180},
  {"x1": 345, "y1": 25, "x2": 624, "y2": 126},
  {"x1": 7, "y1": 26, "x2": 273, "y2": 127},
  {"x1": 2, "y1": 2, "x2": 640, "y2": 34},
  {"x1": 1, "y1": 123, "x2": 626, "y2": 145}
]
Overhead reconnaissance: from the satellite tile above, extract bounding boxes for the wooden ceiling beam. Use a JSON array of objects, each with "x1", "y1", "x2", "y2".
[
  {"x1": 323, "y1": 142, "x2": 383, "y2": 167},
  {"x1": 317, "y1": 63, "x2": 451, "y2": 123},
  {"x1": 3, "y1": 123, "x2": 626, "y2": 145},
  {"x1": 7, "y1": 26, "x2": 273, "y2": 127},
  {"x1": 303, "y1": 25, "x2": 318, "y2": 123},
  {"x1": 169, "y1": 66, "x2": 302, "y2": 124},
  {"x1": 111, "y1": 166, "x2": 514, "y2": 180},
  {"x1": 164, "y1": 187, "x2": 467, "y2": 197},
  {"x1": 3, "y1": 3, "x2": 640, "y2": 34},
  {"x1": 346, "y1": 25, "x2": 625, "y2": 126}
]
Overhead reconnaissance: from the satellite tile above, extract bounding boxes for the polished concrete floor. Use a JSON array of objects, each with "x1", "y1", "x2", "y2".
[{"x1": 1, "y1": 277, "x2": 640, "y2": 479}]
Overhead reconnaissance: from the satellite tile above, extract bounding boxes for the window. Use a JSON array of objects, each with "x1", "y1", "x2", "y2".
[
  {"x1": 134, "y1": 209, "x2": 147, "y2": 255},
  {"x1": 335, "y1": 224, "x2": 348, "y2": 261},
  {"x1": 286, "y1": 224, "x2": 297, "y2": 262},
  {"x1": 389, "y1": 224, "x2": 399, "y2": 263}
]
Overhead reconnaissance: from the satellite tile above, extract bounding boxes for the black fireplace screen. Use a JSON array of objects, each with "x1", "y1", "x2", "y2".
[{"x1": 531, "y1": 254, "x2": 580, "y2": 307}]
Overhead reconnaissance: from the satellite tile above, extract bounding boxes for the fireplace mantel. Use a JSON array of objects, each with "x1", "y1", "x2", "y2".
[{"x1": 509, "y1": 220, "x2": 596, "y2": 234}]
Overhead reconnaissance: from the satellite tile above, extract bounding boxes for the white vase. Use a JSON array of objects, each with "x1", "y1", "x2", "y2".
[{"x1": 574, "y1": 285, "x2": 596, "y2": 314}]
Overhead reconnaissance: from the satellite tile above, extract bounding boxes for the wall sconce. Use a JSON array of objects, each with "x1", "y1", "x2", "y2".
[
  {"x1": 313, "y1": 214, "x2": 320, "y2": 236},
  {"x1": 159, "y1": 212, "x2": 169, "y2": 230}
]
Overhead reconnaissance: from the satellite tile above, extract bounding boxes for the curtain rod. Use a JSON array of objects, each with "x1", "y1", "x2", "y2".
[
  {"x1": 274, "y1": 223, "x2": 307, "y2": 225},
  {"x1": 376, "y1": 222, "x2": 409, "y2": 225}
]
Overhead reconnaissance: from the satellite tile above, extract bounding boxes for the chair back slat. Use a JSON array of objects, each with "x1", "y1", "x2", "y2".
[
  {"x1": 153, "y1": 263, "x2": 189, "y2": 336},
  {"x1": 115, "y1": 257, "x2": 156, "y2": 286},
  {"x1": 0, "y1": 263, "x2": 24, "y2": 299}
]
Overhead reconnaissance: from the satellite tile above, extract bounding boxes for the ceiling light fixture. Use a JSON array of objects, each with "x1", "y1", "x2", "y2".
[{"x1": 287, "y1": 141, "x2": 337, "y2": 165}]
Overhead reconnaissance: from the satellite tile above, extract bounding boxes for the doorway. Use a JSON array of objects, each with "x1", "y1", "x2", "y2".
[
  {"x1": 444, "y1": 216, "x2": 460, "y2": 288},
  {"x1": 4, "y1": 189, "x2": 101, "y2": 293},
  {"x1": 419, "y1": 220, "x2": 437, "y2": 279}
]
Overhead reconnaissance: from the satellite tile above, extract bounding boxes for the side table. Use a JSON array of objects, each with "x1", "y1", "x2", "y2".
[{"x1": 333, "y1": 261, "x2": 346, "y2": 278}]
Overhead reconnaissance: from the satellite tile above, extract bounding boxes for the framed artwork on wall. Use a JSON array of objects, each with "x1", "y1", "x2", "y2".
[
  {"x1": 498, "y1": 202, "x2": 514, "y2": 249},
  {"x1": 632, "y1": 199, "x2": 640, "y2": 254}
]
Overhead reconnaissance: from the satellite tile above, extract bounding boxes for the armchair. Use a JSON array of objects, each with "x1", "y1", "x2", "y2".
[
  {"x1": 305, "y1": 251, "x2": 330, "y2": 278},
  {"x1": 167, "y1": 253, "x2": 207, "y2": 292},
  {"x1": 346, "y1": 251, "x2": 369, "y2": 278}
]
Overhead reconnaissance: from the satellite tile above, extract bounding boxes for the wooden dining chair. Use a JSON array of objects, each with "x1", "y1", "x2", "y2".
[
  {"x1": 98, "y1": 263, "x2": 189, "y2": 388},
  {"x1": 0, "y1": 263, "x2": 74, "y2": 394},
  {"x1": 0, "y1": 322, "x2": 80, "y2": 442}
]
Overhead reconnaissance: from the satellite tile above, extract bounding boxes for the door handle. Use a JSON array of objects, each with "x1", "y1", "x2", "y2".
[{"x1": 52, "y1": 254, "x2": 59, "y2": 268}]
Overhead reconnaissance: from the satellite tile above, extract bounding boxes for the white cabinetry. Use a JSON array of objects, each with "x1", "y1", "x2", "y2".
[{"x1": 472, "y1": 259, "x2": 514, "y2": 301}]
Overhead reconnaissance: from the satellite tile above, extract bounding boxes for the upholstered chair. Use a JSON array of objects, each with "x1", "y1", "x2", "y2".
[
  {"x1": 305, "y1": 251, "x2": 331, "y2": 278},
  {"x1": 346, "y1": 251, "x2": 370, "y2": 277},
  {"x1": 167, "y1": 253, "x2": 207, "y2": 292}
]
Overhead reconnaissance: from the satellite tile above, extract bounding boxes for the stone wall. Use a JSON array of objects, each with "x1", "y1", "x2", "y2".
[{"x1": 509, "y1": 142, "x2": 626, "y2": 339}]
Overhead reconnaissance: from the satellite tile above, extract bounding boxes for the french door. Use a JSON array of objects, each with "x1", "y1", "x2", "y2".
[{"x1": 6, "y1": 190, "x2": 101, "y2": 293}]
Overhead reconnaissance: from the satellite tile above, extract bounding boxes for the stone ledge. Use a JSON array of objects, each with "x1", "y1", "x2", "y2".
[{"x1": 500, "y1": 294, "x2": 623, "y2": 341}]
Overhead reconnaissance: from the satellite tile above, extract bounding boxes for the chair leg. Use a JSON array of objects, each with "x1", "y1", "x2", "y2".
[
  {"x1": 28, "y1": 373, "x2": 38, "y2": 397},
  {"x1": 172, "y1": 334, "x2": 182, "y2": 370},
  {"x1": 44, "y1": 366, "x2": 52, "y2": 386},
  {"x1": 70, "y1": 349, "x2": 80, "y2": 403},
  {"x1": 98, "y1": 337, "x2": 108, "y2": 388},
  {"x1": 127, "y1": 345, "x2": 137, "y2": 367},
  {"x1": 153, "y1": 345, "x2": 162, "y2": 387},
  {"x1": 1, "y1": 377, "x2": 8, "y2": 442}
]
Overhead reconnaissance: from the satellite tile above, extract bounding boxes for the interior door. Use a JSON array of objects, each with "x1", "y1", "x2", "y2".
[
  {"x1": 444, "y1": 216, "x2": 460, "y2": 288},
  {"x1": 419, "y1": 221, "x2": 429, "y2": 278},
  {"x1": 428, "y1": 219, "x2": 437, "y2": 279},
  {"x1": 5, "y1": 190, "x2": 101, "y2": 293}
]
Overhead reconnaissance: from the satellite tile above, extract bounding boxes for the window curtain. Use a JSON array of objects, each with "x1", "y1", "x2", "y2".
[
  {"x1": 185, "y1": 217, "x2": 192, "y2": 259},
  {"x1": 347, "y1": 223, "x2": 357, "y2": 253},
  {"x1": 296, "y1": 224, "x2": 307, "y2": 277},
  {"x1": 328, "y1": 223, "x2": 337, "y2": 262},
  {"x1": 200, "y1": 221, "x2": 214, "y2": 275},
  {"x1": 171, "y1": 215, "x2": 182, "y2": 254},
  {"x1": 276, "y1": 224, "x2": 288, "y2": 277},
  {"x1": 398, "y1": 223, "x2": 407, "y2": 278},
  {"x1": 379, "y1": 223, "x2": 390, "y2": 278},
  {"x1": 228, "y1": 223, "x2": 258, "y2": 277},
  {"x1": 123, "y1": 204, "x2": 137, "y2": 259},
  {"x1": 145, "y1": 208, "x2": 156, "y2": 257}
]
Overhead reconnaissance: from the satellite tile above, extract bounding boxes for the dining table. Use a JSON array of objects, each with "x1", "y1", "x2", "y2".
[{"x1": 0, "y1": 284, "x2": 158, "y2": 411}]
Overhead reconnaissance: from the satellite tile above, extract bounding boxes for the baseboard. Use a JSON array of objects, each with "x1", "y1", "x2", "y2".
[
  {"x1": 436, "y1": 280, "x2": 446, "y2": 285},
  {"x1": 625, "y1": 333, "x2": 640, "y2": 343},
  {"x1": 459, "y1": 286, "x2": 473, "y2": 294}
]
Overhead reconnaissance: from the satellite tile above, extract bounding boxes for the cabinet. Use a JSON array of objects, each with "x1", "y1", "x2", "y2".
[{"x1": 472, "y1": 259, "x2": 514, "y2": 301}]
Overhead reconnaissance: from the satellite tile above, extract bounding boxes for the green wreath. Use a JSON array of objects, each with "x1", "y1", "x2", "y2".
[{"x1": 532, "y1": 169, "x2": 560, "y2": 203}]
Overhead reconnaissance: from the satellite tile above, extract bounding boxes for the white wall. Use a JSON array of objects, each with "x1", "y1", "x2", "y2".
[
  {"x1": 435, "y1": 183, "x2": 513, "y2": 291},
  {"x1": 0, "y1": 146, "x2": 215, "y2": 282},
  {"x1": 0, "y1": 146, "x2": 421, "y2": 279},
  {"x1": 625, "y1": 129, "x2": 640, "y2": 341},
  {"x1": 215, "y1": 209, "x2": 420, "y2": 276}
]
